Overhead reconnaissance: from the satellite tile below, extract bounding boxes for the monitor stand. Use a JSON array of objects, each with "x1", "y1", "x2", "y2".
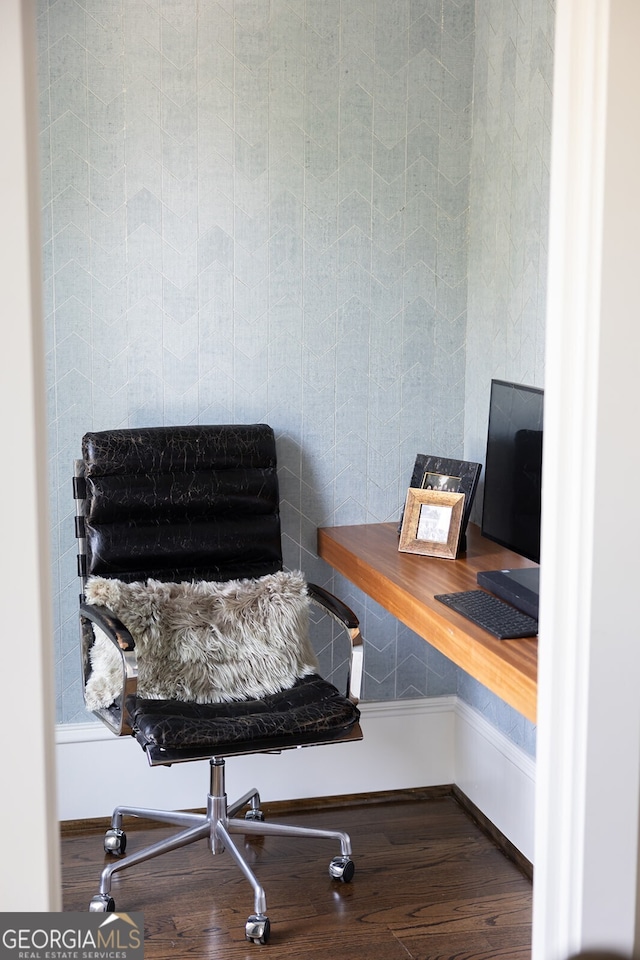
[{"x1": 477, "y1": 566, "x2": 540, "y2": 619}]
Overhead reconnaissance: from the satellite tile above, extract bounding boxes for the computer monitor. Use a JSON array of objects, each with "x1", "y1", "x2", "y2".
[{"x1": 477, "y1": 379, "x2": 544, "y2": 618}]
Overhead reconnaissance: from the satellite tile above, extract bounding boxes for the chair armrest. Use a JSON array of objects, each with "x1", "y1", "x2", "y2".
[
  {"x1": 80, "y1": 602, "x2": 138, "y2": 736},
  {"x1": 307, "y1": 583, "x2": 364, "y2": 704},
  {"x1": 306, "y1": 583, "x2": 359, "y2": 628},
  {"x1": 80, "y1": 601, "x2": 136, "y2": 651}
]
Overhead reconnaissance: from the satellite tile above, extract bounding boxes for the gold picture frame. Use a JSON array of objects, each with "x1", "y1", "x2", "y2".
[{"x1": 398, "y1": 488, "x2": 465, "y2": 559}]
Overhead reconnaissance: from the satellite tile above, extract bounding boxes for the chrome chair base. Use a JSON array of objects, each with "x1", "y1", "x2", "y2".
[{"x1": 89, "y1": 757, "x2": 355, "y2": 945}]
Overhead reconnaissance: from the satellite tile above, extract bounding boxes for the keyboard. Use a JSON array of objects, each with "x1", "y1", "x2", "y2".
[{"x1": 434, "y1": 590, "x2": 538, "y2": 639}]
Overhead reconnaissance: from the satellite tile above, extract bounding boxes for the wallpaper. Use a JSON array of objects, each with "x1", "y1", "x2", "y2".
[
  {"x1": 461, "y1": 0, "x2": 554, "y2": 754},
  {"x1": 37, "y1": 0, "x2": 552, "y2": 759}
]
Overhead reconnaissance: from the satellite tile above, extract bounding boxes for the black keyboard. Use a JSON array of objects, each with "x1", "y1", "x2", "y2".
[{"x1": 434, "y1": 590, "x2": 538, "y2": 639}]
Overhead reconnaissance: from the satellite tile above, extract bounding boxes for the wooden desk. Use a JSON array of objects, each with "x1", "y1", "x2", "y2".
[{"x1": 317, "y1": 522, "x2": 538, "y2": 723}]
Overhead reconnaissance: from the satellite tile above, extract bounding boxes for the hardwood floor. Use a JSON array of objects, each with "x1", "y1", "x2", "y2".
[{"x1": 60, "y1": 789, "x2": 532, "y2": 960}]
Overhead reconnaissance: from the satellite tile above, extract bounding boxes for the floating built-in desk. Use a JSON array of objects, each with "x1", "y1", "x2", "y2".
[{"x1": 317, "y1": 522, "x2": 538, "y2": 723}]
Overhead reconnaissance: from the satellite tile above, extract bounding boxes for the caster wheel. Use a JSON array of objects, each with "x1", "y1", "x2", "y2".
[
  {"x1": 104, "y1": 828, "x2": 126, "y2": 855},
  {"x1": 245, "y1": 914, "x2": 270, "y2": 944},
  {"x1": 244, "y1": 808, "x2": 265, "y2": 823},
  {"x1": 89, "y1": 894, "x2": 115, "y2": 912},
  {"x1": 329, "y1": 855, "x2": 355, "y2": 883}
]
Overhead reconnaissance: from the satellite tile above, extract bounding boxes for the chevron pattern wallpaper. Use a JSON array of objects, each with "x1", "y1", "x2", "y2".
[{"x1": 37, "y1": 0, "x2": 552, "y2": 756}]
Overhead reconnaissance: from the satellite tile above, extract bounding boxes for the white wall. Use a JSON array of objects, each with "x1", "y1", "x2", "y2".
[{"x1": 0, "y1": 0, "x2": 61, "y2": 912}]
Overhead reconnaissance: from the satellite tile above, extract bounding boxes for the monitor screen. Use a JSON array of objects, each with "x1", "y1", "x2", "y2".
[{"x1": 481, "y1": 379, "x2": 544, "y2": 563}]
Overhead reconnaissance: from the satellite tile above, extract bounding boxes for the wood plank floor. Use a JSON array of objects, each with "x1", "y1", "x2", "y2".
[{"x1": 60, "y1": 789, "x2": 532, "y2": 960}]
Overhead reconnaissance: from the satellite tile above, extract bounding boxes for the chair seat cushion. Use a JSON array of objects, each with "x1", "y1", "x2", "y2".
[{"x1": 127, "y1": 674, "x2": 361, "y2": 761}]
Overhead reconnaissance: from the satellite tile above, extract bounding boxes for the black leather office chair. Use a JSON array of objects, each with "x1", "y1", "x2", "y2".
[{"x1": 73, "y1": 425, "x2": 363, "y2": 944}]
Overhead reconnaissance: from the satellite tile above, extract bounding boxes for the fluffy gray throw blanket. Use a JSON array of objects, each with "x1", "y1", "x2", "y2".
[{"x1": 84, "y1": 571, "x2": 318, "y2": 710}]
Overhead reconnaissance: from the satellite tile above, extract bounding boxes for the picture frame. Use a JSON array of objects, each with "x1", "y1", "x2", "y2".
[
  {"x1": 398, "y1": 488, "x2": 466, "y2": 559},
  {"x1": 399, "y1": 454, "x2": 482, "y2": 550}
]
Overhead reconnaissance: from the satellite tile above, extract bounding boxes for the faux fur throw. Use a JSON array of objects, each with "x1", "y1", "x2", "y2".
[{"x1": 83, "y1": 571, "x2": 318, "y2": 711}]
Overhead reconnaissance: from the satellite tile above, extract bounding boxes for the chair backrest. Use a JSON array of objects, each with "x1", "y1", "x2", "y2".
[{"x1": 75, "y1": 424, "x2": 283, "y2": 586}]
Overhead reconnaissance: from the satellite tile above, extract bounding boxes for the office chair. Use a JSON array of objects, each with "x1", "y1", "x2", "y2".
[{"x1": 73, "y1": 424, "x2": 364, "y2": 944}]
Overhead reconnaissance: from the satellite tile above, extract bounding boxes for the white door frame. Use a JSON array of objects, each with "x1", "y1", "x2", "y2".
[
  {"x1": 0, "y1": 0, "x2": 61, "y2": 911},
  {"x1": 534, "y1": 0, "x2": 640, "y2": 956}
]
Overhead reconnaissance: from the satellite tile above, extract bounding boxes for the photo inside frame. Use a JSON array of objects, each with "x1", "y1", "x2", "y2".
[
  {"x1": 416, "y1": 502, "x2": 453, "y2": 543},
  {"x1": 421, "y1": 472, "x2": 461, "y2": 493}
]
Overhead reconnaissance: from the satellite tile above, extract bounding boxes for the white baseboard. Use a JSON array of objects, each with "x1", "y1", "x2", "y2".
[
  {"x1": 55, "y1": 696, "x2": 535, "y2": 861},
  {"x1": 454, "y1": 700, "x2": 536, "y2": 863}
]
